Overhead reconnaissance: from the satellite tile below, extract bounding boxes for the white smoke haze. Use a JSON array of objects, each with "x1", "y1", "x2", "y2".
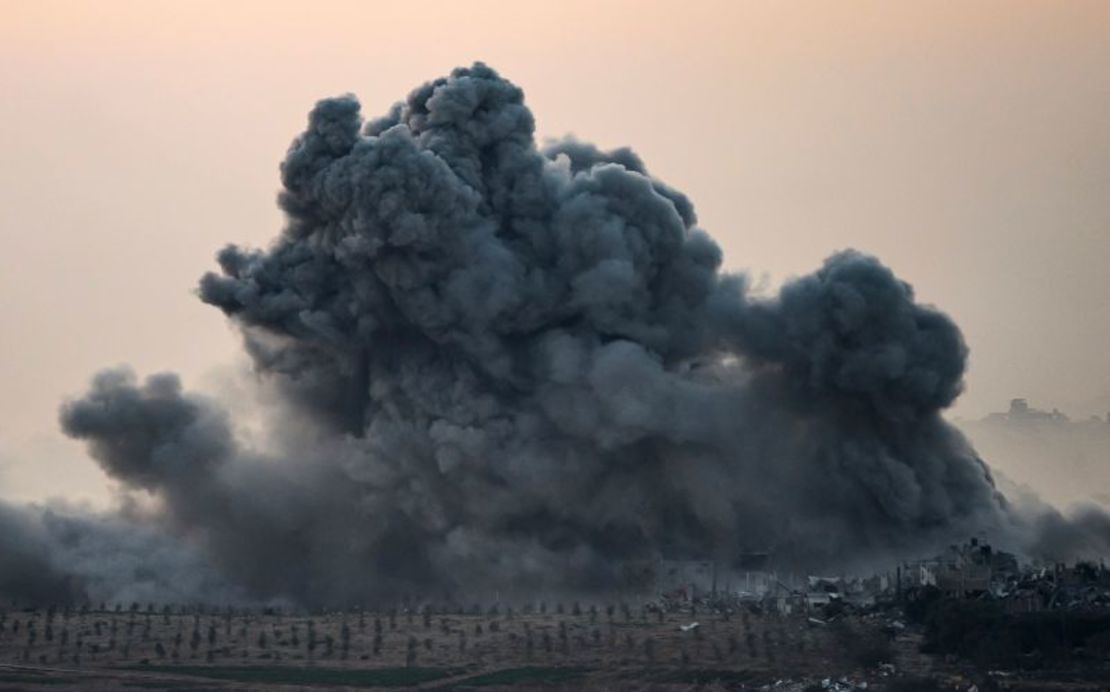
[
  {"x1": 957, "y1": 402, "x2": 1110, "y2": 511},
  {"x1": 2, "y1": 64, "x2": 1107, "y2": 608}
]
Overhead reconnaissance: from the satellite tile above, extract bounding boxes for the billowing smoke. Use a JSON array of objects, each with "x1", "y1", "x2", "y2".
[
  {"x1": 3, "y1": 64, "x2": 1106, "y2": 606},
  {"x1": 0, "y1": 498, "x2": 239, "y2": 606}
]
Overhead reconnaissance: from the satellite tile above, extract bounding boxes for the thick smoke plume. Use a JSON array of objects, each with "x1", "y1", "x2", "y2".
[{"x1": 3, "y1": 64, "x2": 1106, "y2": 607}]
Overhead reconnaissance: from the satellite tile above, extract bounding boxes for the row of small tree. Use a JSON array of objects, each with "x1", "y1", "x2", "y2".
[{"x1": 3, "y1": 601, "x2": 817, "y2": 670}]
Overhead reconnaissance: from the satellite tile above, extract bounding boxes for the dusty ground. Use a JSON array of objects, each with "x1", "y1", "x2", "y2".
[
  {"x1": 0, "y1": 603, "x2": 876, "y2": 689},
  {"x1": 0, "y1": 604, "x2": 1103, "y2": 690}
]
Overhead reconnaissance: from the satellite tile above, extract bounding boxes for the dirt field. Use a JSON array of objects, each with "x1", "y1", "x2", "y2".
[
  {"x1": 0, "y1": 602, "x2": 885, "y2": 689},
  {"x1": 0, "y1": 603, "x2": 1104, "y2": 690}
]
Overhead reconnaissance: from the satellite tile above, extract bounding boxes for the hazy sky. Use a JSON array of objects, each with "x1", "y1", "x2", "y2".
[{"x1": 1, "y1": 0, "x2": 1108, "y2": 505}]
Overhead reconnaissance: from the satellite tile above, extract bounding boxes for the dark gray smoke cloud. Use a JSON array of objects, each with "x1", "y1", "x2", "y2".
[
  {"x1": 0, "y1": 497, "x2": 238, "y2": 606},
  {"x1": 2, "y1": 63, "x2": 1104, "y2": 607}
]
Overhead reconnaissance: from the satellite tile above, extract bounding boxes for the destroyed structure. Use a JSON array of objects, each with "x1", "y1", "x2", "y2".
[{"x1": 638, "y1": 539, "x2": 1110, "y2": 617}]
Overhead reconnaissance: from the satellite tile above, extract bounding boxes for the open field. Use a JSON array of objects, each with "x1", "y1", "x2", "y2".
[
  {"x1": 0, "y1": 602, "x2": 888, "y2": 689},
  {"x1": 0, "y1": 602, "x2": 1107, "y2": 690}
]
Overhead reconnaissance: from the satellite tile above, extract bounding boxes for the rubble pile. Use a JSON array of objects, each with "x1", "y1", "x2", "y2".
[{"x1": 646, "y1": 539, "x2": 1110, "y2": 619}]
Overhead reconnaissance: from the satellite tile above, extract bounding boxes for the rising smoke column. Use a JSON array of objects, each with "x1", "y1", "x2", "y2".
[{"x1": 43, "y1": 62, "x2": 1090, "y2": 607}]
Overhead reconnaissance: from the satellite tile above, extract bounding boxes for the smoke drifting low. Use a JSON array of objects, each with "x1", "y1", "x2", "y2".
[{"x1": 4, "y1": 64, "x2": 1106, "y2": 606}]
